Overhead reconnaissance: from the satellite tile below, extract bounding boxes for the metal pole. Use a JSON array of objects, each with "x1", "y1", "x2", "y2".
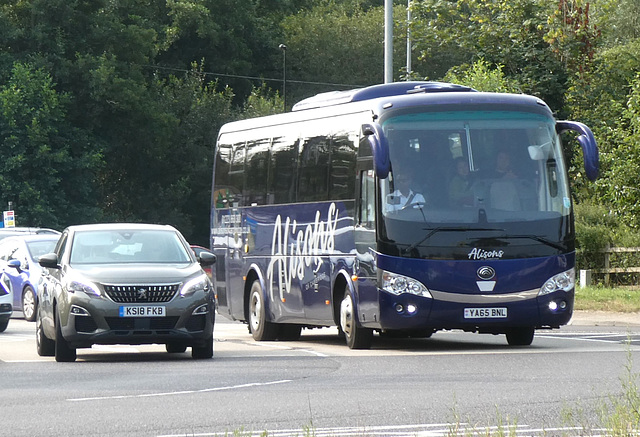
[
  {"x1": 407, "y1": 0, "x2": 412, "y2": 76},
  {"x1": 384, "y1": 0, "x2": 393, "y2": 83},
  {"x1": 279, "y1": 44, "x2": 287, "y2": 111}
]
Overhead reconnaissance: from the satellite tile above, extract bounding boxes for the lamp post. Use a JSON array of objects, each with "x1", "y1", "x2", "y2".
[
  {"x1": 407, "y1": 0, "x2": 412, "y2": 75},
  {"x1": 279, "y1": 44, "x2": 287, "y2": 111},
  {"x1": 384, "y1": 0, "x2": 393, "y2": 83}
]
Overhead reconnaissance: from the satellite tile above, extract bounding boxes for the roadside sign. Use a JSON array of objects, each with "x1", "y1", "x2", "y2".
[{"x1": 3, "y1": 211, "x2": 15, "y2": 228}]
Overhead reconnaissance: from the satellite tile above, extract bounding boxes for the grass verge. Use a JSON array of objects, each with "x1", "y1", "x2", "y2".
[{"x1": 575, "y1": 285, "x2": 640, "y2": 312}]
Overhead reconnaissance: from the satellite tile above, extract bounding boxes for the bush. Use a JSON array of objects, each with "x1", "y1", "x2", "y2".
[{"x1": 575, "y1": 202, "x2": 615, "y2": 270}]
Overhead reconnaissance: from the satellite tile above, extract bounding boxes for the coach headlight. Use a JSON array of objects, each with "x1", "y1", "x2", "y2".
[
  {"x1": 539, "y1": 268, "x2": 575, "y2": 296},
  {"x1": 380, "y1": 270, "x2": 432, "y2": 298}
]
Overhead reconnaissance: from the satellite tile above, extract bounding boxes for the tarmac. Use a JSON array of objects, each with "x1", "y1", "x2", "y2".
[{"x1": 571, "y1": 310, "x2": 640, "y2": 327}]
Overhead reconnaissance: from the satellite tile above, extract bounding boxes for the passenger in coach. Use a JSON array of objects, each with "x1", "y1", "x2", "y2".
[{"x1": 449, "y1": 157, "x2": 474, "y2": 207}]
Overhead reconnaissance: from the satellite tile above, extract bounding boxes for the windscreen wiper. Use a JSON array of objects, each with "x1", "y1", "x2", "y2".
[
  {"x1": 403, "y1": 227, "x2": 504, "y2": 255},
  {"x1": 502, "y1": 234, "x2": 567, "y2": 251}
]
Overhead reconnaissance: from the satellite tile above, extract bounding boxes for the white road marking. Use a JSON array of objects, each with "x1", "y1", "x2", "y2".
[
  {"x1": 67, "y1": 379, "x2": 292, "y2": 402},
  {"x1": 158, "y1": 424, "x2": 606, "y2": 437}
]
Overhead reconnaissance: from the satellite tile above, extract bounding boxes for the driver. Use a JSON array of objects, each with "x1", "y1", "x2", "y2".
[{"x1": 386, "y1": 172, "x2": 426, "y2": 212}]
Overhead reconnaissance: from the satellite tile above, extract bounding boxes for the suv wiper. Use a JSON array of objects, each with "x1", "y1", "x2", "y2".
[{"x1": 403, "y1": 227, "x2": 504, "y2": 255}]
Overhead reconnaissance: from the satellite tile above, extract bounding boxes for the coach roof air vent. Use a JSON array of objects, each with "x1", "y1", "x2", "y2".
[{"x1": 292, "y1": 81, "x2": 476, "y2": 111}]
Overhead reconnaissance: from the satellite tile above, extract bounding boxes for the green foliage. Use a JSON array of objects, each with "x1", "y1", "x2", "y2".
[
  {"x1": 280, "y1": 2, "x2": 415, "y2": 103},
  {"x1": 600, "y1": 349, "x2": 640, "y2": 435},
  {"x1": 442, "y1": 59, "x2": 522, "y2": 93},
  {"x1": 97, "y1": 64, "x2": 235, "y2": 245},
  {"x1": 0, "y1": 62, "x2": 101, "y2": 228},
  {"x1": 595, "y1": 0, "x2": 640, "y2": 46},
  {"x1": 545, "y1": 0, "x2": 602, "y2": 71},
  {"x1": 567, "y1": 38, "x2": 640, "y2": 228},
  {"x1": 410, "y1": 0, "x2": 567, "y2": 110},
  {"x1": 241, "y1": 84, "x2": 284, "y2": 119},
  {"x1": 575, "y1": 202, "x2": 616, "y2": 253}
]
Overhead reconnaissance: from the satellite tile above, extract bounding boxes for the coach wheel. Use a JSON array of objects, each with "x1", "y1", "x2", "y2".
[
  {"x1": 248, "y1": 280, "x2": 279, "y2": 341},
  {"x1": 339, "y1": 287, "x2": 373, "y2": 349},
  {"x1": 506, "y1": 327, "x2": 535, "y2": 346}
]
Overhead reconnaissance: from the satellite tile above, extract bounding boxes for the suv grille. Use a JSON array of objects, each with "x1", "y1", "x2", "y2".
[
  {"x1": 104, "y1": 284, "x2": 180, "y2": 303},
  {"x1": 106, "y1": 316, "x2": 179, "y2": 331}
]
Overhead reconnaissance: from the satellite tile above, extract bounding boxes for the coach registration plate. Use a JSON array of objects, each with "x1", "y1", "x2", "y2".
[
  {"x1": 119, "y1": 306, "x2": 166, "y2": 317},
  {"x1": 464, "y1": 307, "x2": 507, "y2": 319}
]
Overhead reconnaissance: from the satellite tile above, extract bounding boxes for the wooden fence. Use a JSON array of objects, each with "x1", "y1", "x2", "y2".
[{"x1": 580, "y1": 245, "x2": 640, "y2": 287}]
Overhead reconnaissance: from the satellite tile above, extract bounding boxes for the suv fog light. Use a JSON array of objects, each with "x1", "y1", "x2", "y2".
[
  {"x1": 559, "y1": 300, "x2": 567, "y2": 309},
  {"x1": 407, "y1": 304, "x2": 417, "y2": 314},
  {"x1": 192, "y1": 304, "x2": 209, "y2": 315},
  {"x1": 395, "y1": 304, "x2": 404, "y2": 313},
  {"x1": 548, "y1": 301, "x2": 558, "y2": 311},
  {"x1": 70, "y1": 305, "x2": 90, "y2": 316}
]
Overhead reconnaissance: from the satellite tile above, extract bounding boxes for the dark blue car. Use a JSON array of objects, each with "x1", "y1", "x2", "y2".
[{"x1": 0, "y1": 234, "x2": 60, "y2": 321}]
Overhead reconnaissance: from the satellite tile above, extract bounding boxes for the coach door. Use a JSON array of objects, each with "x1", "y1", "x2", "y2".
[
  {"x1": 212, "y1": 141, "x2": 246, "y2": 320},
  {"x1": 354, "y1": 145, "x2": 380, "y2": 324}
]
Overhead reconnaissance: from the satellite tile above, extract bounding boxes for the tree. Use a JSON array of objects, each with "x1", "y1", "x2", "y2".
[
  {"x1": 241, "y1": 84, "x2": 285, "y2": 119},
  {"x1": 0, "y1": 63, "x2": 101, "y2": 228},
  {"x1": 410, "y1": 0, "x2": 568, "y2": 111},
  {"x1": 564, "y1": 40, "x2": 640, "y2": 204},
  {"x1": 442, "y1": 59, "x2": 522, "y2": 93},
  {"x1": 590, "y1": 74, "x2": 640, "y2": 229},
  {"x1": 281, "y1": 1, "x2": 417, "y2": 104},
  {"x1": 93, "y1": 63, "x2": 235, "y2": 245}
]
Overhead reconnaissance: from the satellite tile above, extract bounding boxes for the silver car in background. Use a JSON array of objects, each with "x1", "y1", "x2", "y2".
[
  {"x1": 36, "y1": 223, "x2": 216, "y2": 362},
  {"x1": 0, "y1": 234, "x2": 60, "y2": 321}
]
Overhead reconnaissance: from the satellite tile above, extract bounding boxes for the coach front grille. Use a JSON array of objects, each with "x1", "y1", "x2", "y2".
[{"x1": 103, "y1": 284, "x2": 180, "y2": 303}]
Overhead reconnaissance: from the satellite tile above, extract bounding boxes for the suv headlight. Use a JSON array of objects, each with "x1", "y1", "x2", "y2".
[
  {"x1": 68, "y1": 279, "x2": 102, "y2": 297},
  {"x1": 539, "y1": 268, "x2": 575, "y2": 296},
  {"x1": 380, "y1": 270, "x2": 432, "y2": 298},
  {"x1": 180, "y1": 274, "x2": 211, "y2": 297}
]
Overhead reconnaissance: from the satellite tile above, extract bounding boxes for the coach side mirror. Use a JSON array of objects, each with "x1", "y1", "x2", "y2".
[
  {"x1": 556, "y1": 121, "x2": 599, "y2": 181},
  {"x1": 362, "y1": 123, "x2": 390, "y2": 179}
]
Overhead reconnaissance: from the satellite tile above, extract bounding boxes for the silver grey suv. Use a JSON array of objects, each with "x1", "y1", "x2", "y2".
[{"x1": 36, "y1": 223, "x2": 216, "y2": 362}]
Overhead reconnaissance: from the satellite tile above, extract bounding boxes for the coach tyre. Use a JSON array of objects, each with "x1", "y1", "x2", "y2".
[
  {"x1": 248, "y1": 280, "x2": 279, "y2": 341},
  {"x1": 505, "y1": 327, "x2": 535, "y2": 346},
  {"x1": 340, "y1": 286, "x2": 373, "y2": 349}
]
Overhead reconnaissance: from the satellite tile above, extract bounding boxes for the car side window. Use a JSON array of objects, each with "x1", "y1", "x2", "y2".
[{"x1": 1, "y1": 241, "x2": 20, "y2": 262}]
